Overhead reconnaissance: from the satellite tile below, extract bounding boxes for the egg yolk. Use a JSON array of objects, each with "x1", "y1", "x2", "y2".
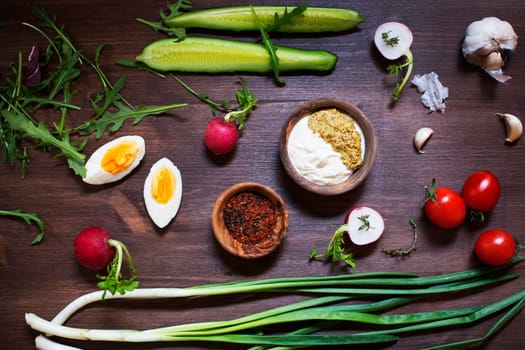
[
  {"x1": 151, "y1": 166, "x2": 176, "y2": 204},
  {"x1": 101, "y1": 141, "x2": 140, "y2": 174}
]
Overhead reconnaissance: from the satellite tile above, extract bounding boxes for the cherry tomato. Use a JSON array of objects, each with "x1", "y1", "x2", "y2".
[
  {"x1": 474, "y1": 229, "x2": 516, "y2": 266},
  {"x1": 461, "y1": 170, "x2": 501, "y2": 212},
  {"x1": 424, "y1": 179, "x2": 466, "y2": 229}
]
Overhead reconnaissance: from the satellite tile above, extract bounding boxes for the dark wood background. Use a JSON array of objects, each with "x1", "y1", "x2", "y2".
[{"x1": 1, "y1": 0, "x2": 524, "y2": 349}]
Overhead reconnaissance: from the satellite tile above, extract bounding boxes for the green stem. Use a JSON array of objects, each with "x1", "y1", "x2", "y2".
[{"x1": 392, "y1": 49, "x2": 413, "y2": 101}]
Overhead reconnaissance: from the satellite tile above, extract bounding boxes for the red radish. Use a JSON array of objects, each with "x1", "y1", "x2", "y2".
[
  {"x1": 204, "y1": 117, "x2": 239, "y2": 155},
  {"x1": 345, "y1": 207, "x2": 385, "y2": 245},
  {"x1": 74, "y1": 227, "x2": 115, "y2": 270},
  {"x1": 74, "y1": 226, "x2": 139, "y2": 296}
]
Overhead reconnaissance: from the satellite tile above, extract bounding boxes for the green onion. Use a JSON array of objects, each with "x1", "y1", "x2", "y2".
[{"x1": 26, "y1": 257, "x2": 524, "y2": 349}]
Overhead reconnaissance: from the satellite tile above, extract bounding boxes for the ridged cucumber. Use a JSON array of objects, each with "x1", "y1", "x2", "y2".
[
  {"x1": 136, "y1": 37, "x2": 338, "y2": 73},
  {"x1": 164, "y1": 6, "x2": 364, "y2": 33}
]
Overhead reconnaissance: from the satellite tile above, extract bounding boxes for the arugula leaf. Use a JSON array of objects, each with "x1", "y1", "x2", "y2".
[
  {"x1": 46, "y1": 47, "x2": 81, "y2": 101},
  {"x1": 77, "y1": 101, "x2": 187, "y2": 139},
  {"x1": 90, "y1": 76, "x2": 126, "y2": 118},
  {"x1": 250, "y1": 5, "x2": 308, "y2": 85},
  {"x1": 160, "y1": 0, "x2": 193, "y2": 23},
  {"x1": 251, "y1": 6, "x2": 283, "y2": 85},
  {"x1": 136, "y1": 0, "x2": 192, "y2": 38},
  {"x1": 1, "y1": 5, "x2": 188, "y2": 178},
  {"x1": 2, "y1": 110, "x2": 87, "y2": 177},
  {"x1": 0, "y1": 209, "x2": 45, "y2": 244},
  {"x1": 267, "y1": 5, "x2": 307, "y2": 32}
]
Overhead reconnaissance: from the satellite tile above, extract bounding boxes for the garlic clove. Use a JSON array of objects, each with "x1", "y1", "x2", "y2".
[
  {"x1": 497, "y1": 113, "x2": 522, "y2": 143},
  {"x1": 414, "y1": 127, "x2": 434, "y2": 153}
]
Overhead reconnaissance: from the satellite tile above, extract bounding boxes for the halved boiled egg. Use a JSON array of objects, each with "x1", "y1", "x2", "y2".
[
  {"x1": 143, "y1": 157, "x2": 183, "y2": 228},
  {"x1": 83, "y1": 135, "x2": 145, "y2": 185}
]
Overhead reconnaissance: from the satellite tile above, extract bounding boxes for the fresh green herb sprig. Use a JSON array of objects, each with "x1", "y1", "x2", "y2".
[
  {"x1": 0, "y1": 209, "x2": 45, "y2": 244},
  {"x1": 387, "y1": 50, "x2": 414, "y2": 101},
  {"x1": 382, "y1": 30, "x2": 400, "y2": 46},
  {"x1": 310, "y1": 224, "x2": 356, "y2": 268},
  {"x1": 383, "y1": 218, "x2": 418, "y2": 257},
  {"x1": 136, "y1": 0, "x2": 192, "y2": 38},
  {"x1": 97, "y1": 238, "x2": 139, "y2": 299},
  {"x1": 0, "y1": 5, "x2": 186, "y2": 178},
  {"x1": 116, "y1": 59, "x2": 258, "y2": 131},
  {"x1": 358, "y1": 214, "x2": 373, "y2": 231},
  {"x1": 251, "y1": 5, "x2": 308, "y2": 85}
]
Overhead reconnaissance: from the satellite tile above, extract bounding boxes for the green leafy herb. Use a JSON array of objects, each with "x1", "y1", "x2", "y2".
[
  {"x1": 136, "y1": 0, "x2": 192, "y2": 38},
  {"x1": 0, "y1": 5, "x2": 186, "y2": 178},
  {"x1": 358, "y1": 214, "x2": 374, "y2": 231},
  {"x1": 382, "y1": 31, "x2": 400, "y2": 46},
  {"x1": 250, "y1": 5, "x2": 308, "y2": 85},
  {"x1": 383, "y1": 219, "x2": 418, "y2": 257},
  {"x1": 78, "y1": 101, "x2": 188, "y2": 139},
  {"x1": 387, "y1": 51, "x2": 414, "y2": 101},
  {"x1": 116, "y1": 59, "x2": 257, "y2": 131},
  {"x1": 0, "y1": 209, "x2": 45, "y2": 244},
  {"x1": 224, "y1": 78, "x2": 258, "y2": 130},
  {"x1": 96, "y1": 238, "x2": 139, "y2": 299},
  {"x1": 1, "y1": 109, "x2": 87, "y2": 177},
  {"x1": 310, "y1": 224, "x2": 356, "y2": 268}
]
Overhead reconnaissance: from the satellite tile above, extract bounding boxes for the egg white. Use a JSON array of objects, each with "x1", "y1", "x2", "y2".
[
  {"x1": 83, "y1": 135, "x2": 145, "y2": 185},
  {"x1": 143, "y1": 157, "x2": 183, "y2": 229}
]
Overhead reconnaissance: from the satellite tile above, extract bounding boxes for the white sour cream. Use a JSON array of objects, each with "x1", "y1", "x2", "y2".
[{"x1": 287, "y1": 116, "x2": 364, "y2": 186}]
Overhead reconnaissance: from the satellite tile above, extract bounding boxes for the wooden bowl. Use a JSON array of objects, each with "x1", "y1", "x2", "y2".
[
  {"x1": 280, "y1": 98, "x2": 378, "y2": 196},
  {"x1": 211, "y1": 182, "x2": 289, "y2": 259}
]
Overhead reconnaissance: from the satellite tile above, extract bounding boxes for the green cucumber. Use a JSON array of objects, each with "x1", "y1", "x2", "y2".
[
  {"x1": 136, "y1": 37, "x2": 337, "y2": 73},
  {"x1": 164, "y1": 6, "x2": 364, "y2": 33}
]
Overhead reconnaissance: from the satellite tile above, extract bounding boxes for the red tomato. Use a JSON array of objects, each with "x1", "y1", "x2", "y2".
[
  {"x1": 474, "y1": 229, "x2": 516, "y2": 266},
  {"x1": 424, "y1": 180, "x2": 466, "y2": 229},
  {"x1": 461, "y1": 171, "x2": 501, "y2": 212}
]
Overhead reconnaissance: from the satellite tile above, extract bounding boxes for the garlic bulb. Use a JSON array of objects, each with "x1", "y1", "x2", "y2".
[
  {"x1": 496, "y1": 113, "x2": 522, "y2": 143},
  {"x1": 414, "y1": 127, "x2": 434, "y2": 153},
  {"x1": 462, "y1": 17, "x2": 518, "y2": 83}
]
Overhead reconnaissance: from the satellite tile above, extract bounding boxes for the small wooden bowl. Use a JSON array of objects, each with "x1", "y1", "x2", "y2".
[
  {"x1": 211, "y1": 182, "x2": 289, "y2": 259},
  {"x1": 280, "y1": 98, "x2": 378, "y2": 196}
]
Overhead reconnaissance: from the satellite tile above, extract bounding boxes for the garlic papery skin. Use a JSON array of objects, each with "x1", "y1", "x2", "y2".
[
  {"x1": 414, "y1": 127, "x2": 434, "y2": 153},
  {"x1": 496, "y1": 113, "x2": 522, "y2": 143},
  {"x1": 462, "y1": 17, "x2": 518, "y2": 83}
]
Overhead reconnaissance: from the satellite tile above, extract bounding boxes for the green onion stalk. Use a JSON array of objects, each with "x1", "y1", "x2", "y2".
[{"x1": 26, "y1": 257, "x2": 524, "y2": 349}]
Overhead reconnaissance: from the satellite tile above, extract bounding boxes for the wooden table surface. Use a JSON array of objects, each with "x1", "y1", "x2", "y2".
[{"x1": 1, "y1": 1, "x2": 524, "y2": 349}]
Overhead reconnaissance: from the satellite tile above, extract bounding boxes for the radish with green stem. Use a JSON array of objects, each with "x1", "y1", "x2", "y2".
[
  {"x1": 310, "y1": 207, "x2": 385, "y2": 267},
  {"x1": 374, "y1": 22, "x2": 414, "y2": 101},
  {"x1": 203, "y1": 78, "x2": 258, "y2": 155},
  {"x1": 74, "y1": 227, "x2": 139, "y2": 297}
]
